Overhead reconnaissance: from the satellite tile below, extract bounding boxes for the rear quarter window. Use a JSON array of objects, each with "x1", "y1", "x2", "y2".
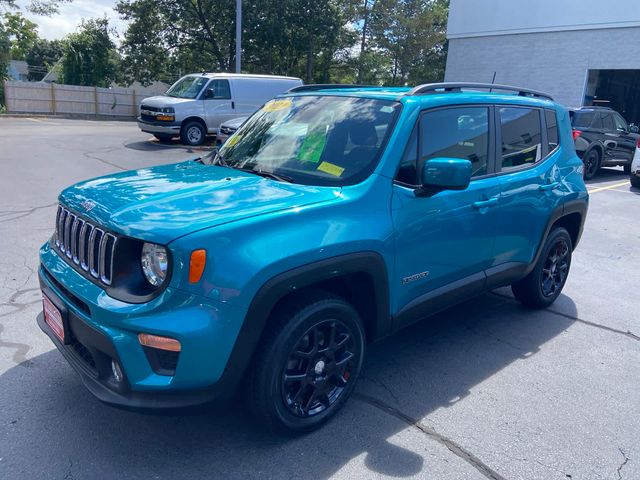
[{"x1": 571, "y1": 111, "x2": 595, "y2": 128}]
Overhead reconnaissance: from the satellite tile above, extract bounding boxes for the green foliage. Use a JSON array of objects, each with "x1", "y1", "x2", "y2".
[
  {"x1": 0, "y1": 22, "x2": 9, "y2": 107},
  {"x1": 0, "y1": 0, "x2": 72, "y2": 16},
  {"x1": 25, "y1": 38, "x2": 63, "y2": 80},
  {"x1": 3, "y1": 12, "x2": 39, "y2": 60},
  {"x1": 60, "y1": 18, "x2": 118, "y2": 87}
]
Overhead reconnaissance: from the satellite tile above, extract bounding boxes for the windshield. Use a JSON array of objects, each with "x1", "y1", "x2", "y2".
[
  {"x1": 212, "y1": 95, "x2": 401, "y2": 186},
  {"x1": 165, "y1": 76, "x2": 209, "y2": 99}
]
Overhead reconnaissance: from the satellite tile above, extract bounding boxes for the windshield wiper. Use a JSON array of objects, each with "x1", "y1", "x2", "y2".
[{"x1": 235, "y1": 167, "x2": 293, "y2": 183}]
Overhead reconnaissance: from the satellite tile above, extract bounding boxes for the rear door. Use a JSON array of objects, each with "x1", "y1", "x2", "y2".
[
  {"x1": 202, "y1": 78, "x2": 237, "y2": 132},
  {"x1": 490, "y1": 106, "x2": 563, "y2": 282}
]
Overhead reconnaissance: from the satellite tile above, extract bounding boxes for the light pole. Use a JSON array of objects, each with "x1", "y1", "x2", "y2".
[{"x1": 235, "y1": 0, "x2": 242, "y2": 73}]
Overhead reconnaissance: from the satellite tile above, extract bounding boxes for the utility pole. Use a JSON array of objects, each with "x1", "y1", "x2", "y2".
[{"x1": 235, "y1": 0, "x2": 242, "y2": 73}]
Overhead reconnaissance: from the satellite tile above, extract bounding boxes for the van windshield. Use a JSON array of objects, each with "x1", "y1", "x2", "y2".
[
  {"x1": 212, "y1": 95, "x2": 401, "y2": 186},
  {"x1": 165, "y1": 76, "x2": 209, "y2": 99}
]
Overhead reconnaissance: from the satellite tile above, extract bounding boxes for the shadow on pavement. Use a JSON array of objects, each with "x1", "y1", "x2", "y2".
[
  {"x1": 584, "y1": 166, "x2": 628, "y2": 186},
  {"x1": 124, "y1": 137, "x2": 216, "y2": 154},
  {"x1": 0, "y1": 292, "x2": 577, "y2": 478}
]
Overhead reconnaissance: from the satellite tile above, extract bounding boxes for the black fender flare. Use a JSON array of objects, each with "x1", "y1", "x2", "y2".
[{"x1": 212, "y1": 252, "x2": 391, "y2": 397}]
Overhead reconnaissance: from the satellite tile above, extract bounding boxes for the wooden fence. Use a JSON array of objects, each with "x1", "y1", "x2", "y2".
[{"x1": 3, "y1": 81, "x2": 167, "y2": 118}]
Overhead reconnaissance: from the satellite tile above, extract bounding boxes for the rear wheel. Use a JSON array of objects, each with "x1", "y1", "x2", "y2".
[
  {"x1": 246, "y1": 290, "x2": 365, "y2": 434},
  {"x1": 512, "y1": 227, "x2": 572, "y2": 309},
  {"x1": 180, "y1": 120, "x2": 206, "y2": 146},
  {"x1": 583, "y1": 149, "x2": 600, "y2": 180}
]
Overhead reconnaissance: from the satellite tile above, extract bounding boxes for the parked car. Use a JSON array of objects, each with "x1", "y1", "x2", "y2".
[
  {"x1": 630, "y1": 138, "x2": 640, "y2": 188},
  {"x1": 137, "y1": 73, "x2": 302, "y2": 146},
  {"x1": 216, "y1": 116, "x2": 248, "y2": 145},
  {"x1": 569, "y1": 106, "x2": 639, "y2": 180},
  {"x1": 38, "y1": 83, "x2": 588, "y2": 433}
]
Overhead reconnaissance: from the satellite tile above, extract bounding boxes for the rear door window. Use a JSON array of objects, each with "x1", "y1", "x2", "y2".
[
  {"x1": 571, "y1": 111, "x2": 595, "y2": 128},
  {"x1": 601, "y1": 113, "x2": 615, "y2": 131},
  {"x1": 499, "y1": 107, "x2": 542, "y2": 170},
  {"x1": 419, "y1": 107, "x2": 490, "y2": 177}
]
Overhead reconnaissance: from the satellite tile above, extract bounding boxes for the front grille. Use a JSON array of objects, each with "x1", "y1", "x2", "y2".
[
  {"x1": 54, "y1": 205, "x2": 117, "y2": 286},
  {"x1": 140, "y1": 104, "x2": 160, "y2": 113}
]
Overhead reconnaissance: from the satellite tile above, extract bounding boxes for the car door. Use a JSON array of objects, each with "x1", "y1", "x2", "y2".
[
  {"x1": 611, "y1": 112, "x2": 636, "y2": 161},
  {"x1": 392, "y1": 105, "x2": 501, "y2": 328},
  {"x1": 201, "y1": 79, "x2": 237, "y2": 132},
  {"x1": 490, "y1": 106, "x2": 563, "y2": 284}
]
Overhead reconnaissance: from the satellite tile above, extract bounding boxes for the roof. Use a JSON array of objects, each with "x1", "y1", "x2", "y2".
[
  {"x1": 187, "y1": 73, "x2": 302, "y2": 81},
  {"x1": 282, "y1": 83, "x2": 557, "y2": 105}
]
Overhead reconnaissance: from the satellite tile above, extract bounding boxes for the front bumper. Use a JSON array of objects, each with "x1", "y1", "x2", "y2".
[
  {"x1": 137, "y1": 119, "x2": 181, "y2": 135},
  {"x1": 38, "y1": 242, "x2": 248, "y2": 409}
]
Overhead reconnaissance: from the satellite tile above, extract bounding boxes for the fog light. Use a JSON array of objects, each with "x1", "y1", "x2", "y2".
[{"x1": 111, "y1": 360, "x2": 124, "y2": 383}]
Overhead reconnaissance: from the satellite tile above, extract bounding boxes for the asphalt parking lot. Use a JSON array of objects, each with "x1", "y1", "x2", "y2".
[{"x1": 0, "y1": 117, "x2": 638, "y2": 480}]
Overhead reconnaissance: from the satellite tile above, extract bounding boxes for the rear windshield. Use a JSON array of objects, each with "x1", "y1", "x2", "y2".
[
  {"x1": 570, "y1": 111, "x2": 595, "y2": 128},
  {"x1": 214, "y1": 95, "x2": 401, "y2": 186}
]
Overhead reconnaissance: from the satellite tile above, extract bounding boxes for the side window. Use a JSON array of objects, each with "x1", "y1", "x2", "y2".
[
  {"x1": 590, "y1": 113, "x2": 603, "y2": 129},
  {"x1": 206, "y1": 79, "x2": 231, "y2": 99},
  {"x1": 613, "y1": 113, "x2": 627, "y2": 131},
  {"x1": 545, "y1": 109, "x2": 559, "y2": 151},
  {"x1": 601, "y1": 113, "x2": 614, "y2": 131},
  {"x1": 419, "y1": 107, "x2": 489, "y2": 177},
  {"x1": 499, "y1": 107, "x2": 542, "y2": 170},
  {"x1": 396, "y1": 127, "x2": 418, "y2": 185}
]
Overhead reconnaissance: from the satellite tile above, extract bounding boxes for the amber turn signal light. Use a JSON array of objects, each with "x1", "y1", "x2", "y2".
[
  {"x1": 138, "y1": 333, "x2": 181, "y2": 352},
  {"x1": 189, "y1": 249, "x2": 207, "y2": 283}
]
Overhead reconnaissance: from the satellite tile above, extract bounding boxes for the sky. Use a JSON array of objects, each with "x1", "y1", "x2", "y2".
[{"x1": 17, "y1": 0, "x2": 126, "y2": 41}]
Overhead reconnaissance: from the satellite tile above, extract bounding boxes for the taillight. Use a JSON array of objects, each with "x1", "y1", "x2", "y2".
[{"x1": 572, "y1": 129, "x2": 582, "y2": 141}]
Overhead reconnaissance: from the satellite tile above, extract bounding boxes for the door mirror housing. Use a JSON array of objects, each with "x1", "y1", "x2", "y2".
[
  {"x1": 416, "y1": 158, "x2": 472, "y2": 197},
  {"x1": 203, "y1": 88, "x2": 215, "y2": 99},
  {"x1": 629, "y1": 124, "x2": 639, "y2": 134}
]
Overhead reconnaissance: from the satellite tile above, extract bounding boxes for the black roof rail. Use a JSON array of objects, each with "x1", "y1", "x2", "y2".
[
  {"x1": 287, "y1": 84, "x2": 372, "y2": 93},
  {"x1": 407, "y1": 82, "x2": 554, "y2": 101}
]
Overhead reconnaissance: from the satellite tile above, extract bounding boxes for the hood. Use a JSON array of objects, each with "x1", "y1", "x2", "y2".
[
  {"x1": 140, "y1": 95, "x2": 196, "y2": 108},
  {"x1": 59, "y1": 161, "x2": 340, "y2": 244}
]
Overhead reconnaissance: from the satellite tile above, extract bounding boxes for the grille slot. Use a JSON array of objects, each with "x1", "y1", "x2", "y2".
[{"x1": 54, "y1": 205, "x2": 117, "y2": 286}]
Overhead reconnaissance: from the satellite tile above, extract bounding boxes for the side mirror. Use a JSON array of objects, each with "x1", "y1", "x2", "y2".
[
  {"x1": 630, "y1": 124, "x2": 639, "y2": 134},
  {"x1": 203, "y1": 88, "x2": 215, "y2": 99},
  {"x1": 417, "y1": 158, "x2": 472, "y2": 197}
]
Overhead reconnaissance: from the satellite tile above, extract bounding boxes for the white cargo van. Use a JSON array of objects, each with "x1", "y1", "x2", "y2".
[{"x1": 137, "y1": 73, "x2": 303, "y2": 146}]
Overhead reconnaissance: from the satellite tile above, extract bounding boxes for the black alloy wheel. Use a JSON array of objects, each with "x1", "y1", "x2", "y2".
[
  {"x1": 583, "y1": 149, "x2": 600, "y2": 180},
  {"x1": 282, "y1": 320, "x2": 356, "y2": 418},
  {"x1": 540, "y1": 238, "x2": 570, "y2": 298}
]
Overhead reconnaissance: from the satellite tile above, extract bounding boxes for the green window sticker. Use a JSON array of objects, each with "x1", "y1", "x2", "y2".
[{"x1": 297, "y1": 130, "x2": 327, "y2": 163}]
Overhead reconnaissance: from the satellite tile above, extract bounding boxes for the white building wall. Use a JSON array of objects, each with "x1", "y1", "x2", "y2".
[
  {"x1": 448, "y1": 0, "x2": 640, "y2": 38},
  {"x1": 445, "y1": 27, "x2": 640, "y2": 108}
]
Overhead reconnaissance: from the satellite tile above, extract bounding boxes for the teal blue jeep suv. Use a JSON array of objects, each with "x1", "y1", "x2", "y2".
[{"x1": 38, "y1": 83, "x2": 588, "y2": 433}]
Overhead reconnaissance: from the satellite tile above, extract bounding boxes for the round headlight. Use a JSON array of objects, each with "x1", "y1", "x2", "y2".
[{"x1": 141, "y1": 242, "x2": 168, "y2": 287}]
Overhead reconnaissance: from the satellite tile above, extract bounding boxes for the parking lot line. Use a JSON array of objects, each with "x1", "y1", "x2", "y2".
[{"x1": 587, "y1": 181, "x2": 630, "y2": 194}]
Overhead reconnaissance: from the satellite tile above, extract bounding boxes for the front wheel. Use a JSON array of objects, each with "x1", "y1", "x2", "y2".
[
  {"x1": 631, "y1": 174, "x2": 640, "y2": 189},
  {"x1": 180, "y1": 120, "x2": 207, "y2": 146},
  {"x1": 246, "y1": 290, "x2": 365, "y2": 434},
  {"x1": 511, "y1": 227, "x2": 572, "y2": 309},
  {"x1": 623, "y1": 162, "x2": 631, "y2": 175}
]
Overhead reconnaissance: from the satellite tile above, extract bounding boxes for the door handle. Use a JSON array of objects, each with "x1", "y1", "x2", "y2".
[
  {"x1": 231, "y1": 101, "x2": 235, "y2": 109},
  {"x1": 472, "y1": 197, "x2": 498, "y2": 209},
  {"x1": 539, "y1": 182, "x2": 560, "y2": 191}
]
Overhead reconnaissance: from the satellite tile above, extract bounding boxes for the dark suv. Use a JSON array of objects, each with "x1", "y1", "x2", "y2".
[{"x1": 570, "y1": 106, "x2": 639, "y2": 180}]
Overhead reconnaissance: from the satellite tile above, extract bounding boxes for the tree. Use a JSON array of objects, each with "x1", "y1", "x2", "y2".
[
  {"x1": 61, "y1": 18, "x2": 119, "y2": 87},
  {"x1": 116, "y1": 0, "x2": 359, "y2": 86},
  {"x1": 25, "y1": 38, "x2": 63, "y2": 80},
  {"x1": 0, "y1": 1, "x2": 72, "y2": 16},
  {"x1": 3, "y1": 12, "x2": 38, "y2": 60}
]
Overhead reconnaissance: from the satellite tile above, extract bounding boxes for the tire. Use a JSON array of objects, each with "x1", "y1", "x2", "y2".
[
  {"x1": 631, "y1": 174, "x2": 640, "y2": 189},
  {"x1": 582, "y1": 148, "x2": 600, "y2": 180},
  {"x1": 180, "y1": 120, "x2": 206, "y2": 146},
  {"x1": 511, "y1": 227, "x2": 572, "y2": 309},
  {"x1": 623, "y1": 163, "x2": 631, "y2": 175},
  {"x1": 153, "y1": 134, "x2": 173, "y2": 143},
  {"x1": 246, "y1": 290, "x2": 365, "y2": 434}
]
